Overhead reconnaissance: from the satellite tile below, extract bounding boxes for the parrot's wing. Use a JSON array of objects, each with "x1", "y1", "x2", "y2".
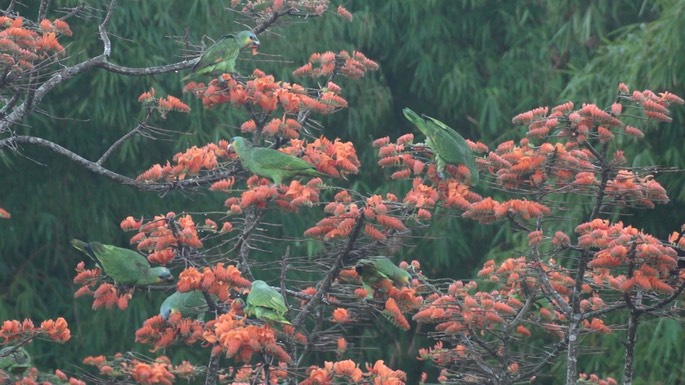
[
  {"x1": 371, "y1": 257, "x2": 411, "y2": 286},
  {"x1": 92, "y1": 243, "x2": 148, "y2": 284},
  {"x1": 425, "y1": 116, "x2": 479, "y2": 184},
  {"x1": 161, "y1": 291, "x2": 207, "y2": 319},
  {"x1": 253, "y1": 306, "x2": 291, "y2": 324},
  {"x1": 248, "y1": 147, "x2": 318, "y2": 173},
  {"x1": 192, "y1": 34, "x2": 239, "y2": 73},
  {"x1": 248, "y1": 281, "x2": 288, "y2": 314},
  {"x1": 424, "y1": 116, "x2": 473, "y2": 163}
]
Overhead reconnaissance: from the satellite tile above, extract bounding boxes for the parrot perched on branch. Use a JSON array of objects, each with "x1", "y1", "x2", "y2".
[
  {"x1": 228, "y1": 136, "x2": 325, "y2": 186},
  {"x1": 160, "y1": 290, "x2": 208, "y2": 320},
  {"x1": 71, "y1": 239, "x2": 174, "y2": 286},
  {"x1": 183, "y1": 30, "x2": 260, "y2": 80},
  {"x1": 0, "y1": 346, "x2": 30, "y2": 375},
  {"x1": 244, "y1": 280, "x2": 291, "y2": 324},
  {"x1": 355, "y1": 256, "x2": 411, "y2": 298},
  {"x1": 403, "y1": 108, "x2": 479, "y2": 185}
]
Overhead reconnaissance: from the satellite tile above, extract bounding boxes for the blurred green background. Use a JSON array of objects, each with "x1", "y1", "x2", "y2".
[{"x1": 2, "y1": 0, "x2": 685, "y2": 383}]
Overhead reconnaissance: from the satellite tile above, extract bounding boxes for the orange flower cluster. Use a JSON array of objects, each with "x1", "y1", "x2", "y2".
[
  {"x1": 304, "y1": 190, "x2": 363, "y2": 241},
  {"x1": 0, "y1": 207, "x2": 11, "y2": 218},
  {"x1": 223, "y1": 174, "x2": 322, "y2": 213},
  {"x1": 73, "y1": 261, "x2": 132, "y2": 310},
  {"x1": 257, "y1": 117, "x2": 303, "y2": 138},
  {"x1": 604, "y1": 170, "x2": 669, "y2": 209},
  {"x1": 276, "y1": 179, "x2": 323, "y2": 210},
  {"x1": 0, "y1": 317, "x2": 70, "y2": 343},
  {"x1": 417, "y1": 341, "x2": 466, "y2": 367},
  {"x1": 127, "y1": 213, "x2": 201, "y2": 265},
  {"x1": 14, "y1": 368, "x2": 84, "y2": 385},
  {"x1": 177, "y1": 263, "x2": 251, "y2": 302},
  {"x1": 578, "y1": 373, "x2": 618, "y2": 385},
  {"x1": 301, "y1": 360, "x2": 363, "y2": 385},
  {"x1": 331, "y1": 308, "x2": 352, "y2": 323},
  {"x1": 301, "y1": 360, "x2": 404, "y2": 385},
  {"x1": 365, "y1": 360, "x2": 407, "y2": 385},
  {"x1": 137, "y1": 88, "x2": 191, "y2": 117},
  {"x1": 485, "y1": 138, "x2": 596, "y2": 191},
  {"x1": 577, "y1": 219, "x2": 678, "y2": 294},
  {"x1": 137, "y1": 142, "x2": 226, "y2": 182},
  {"x1": 360, "y1": 193, "x2": 411, "y2": 238},
  {"x1": 84, "y1": 354, "x2": 197, "y2": 385},
  {"x1": 204, "y1": 313, "x2": 291, "y2": 364},
  {"x1": 630, "y1": 88, "x2": 685, "y2": 123},
  {"x1": 39, "y1": 18, "x2": 72, "y2": 36},
  {"x1": 286, "y1": 137, "x2": 361, "y2": 179},
  {"x1": 293, "y1": 50, "x2": 379, "y2": 80},
  {"x1": 463, "y1": 197, "x2": 551, "y2": 224},
  {"x1": 337, "y1": 5, "x2": 353, "y2": 21},
  {"x1": 135, "y1": 314, "x2": 204, "y2": 351},
  {"x1": 0, "y1": 16, "x2": 70, "y2": 76},
  {"x1": 511, "y1": 86, "x2": 683, "y2": 159},
  {"x1": 373, "y1": 134, "x2": 421, "y2": 179},
  {"x1": 383, "y1": 298, "x2": 410, "y2": 330},
  {"x1": 186, "y1": 69, "x2": 349, "y2": 115},
  {"x1": 92, "y1": 283, "x2": 131, "y2": 310}
]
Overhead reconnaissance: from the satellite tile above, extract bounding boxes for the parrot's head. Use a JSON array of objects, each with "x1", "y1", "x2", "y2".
[
  {"x1": 150, "y1": 267, "x2": 174, "y2": 283},
  {"x1": 227, "y1": 136, "x2": 252, "y2": 156},
  {"x1": 159, "y1": 305, "x2": 172, "y2": 320},
  {"x1": 354, "y1": 260, "x2": 373, "y2": 276},
  {"x1": 235, "y1": 30, "x2": 260, "y2": 53}
]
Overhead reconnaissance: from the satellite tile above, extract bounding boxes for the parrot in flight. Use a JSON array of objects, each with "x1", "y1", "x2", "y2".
[
  {"x1": 71, "y1": 239, "x2": 174, "y2": 286},
  {"x1": 183, "y1": 30, "x2": 260, "y2": 80},
  {"x1": 355, "y1": 256, "x2": 411, "y2": 298},
  {"x1": 228, "y1": 136, "x2": 325, "y2": 186},
  {"x1": 244, "y1": 280, "x2": 291, "y2": 324},
  {"x1": 160, "y1": 290, "x2": 208, "y2": 320},
  {"x1": 0, "y1": 346, "x2": 30, "y2": 375},
  {"x1": 403, "y1": 108, "x2": 479, "y2": 185}
]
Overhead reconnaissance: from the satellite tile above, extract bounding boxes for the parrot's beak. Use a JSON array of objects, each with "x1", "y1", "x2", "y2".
[
  {"x1": 251, "y1": 41, "x2": 260, "y2": 56},
  {"x1": 227, "y1": 143, "x2": 233, "y2": 153}
]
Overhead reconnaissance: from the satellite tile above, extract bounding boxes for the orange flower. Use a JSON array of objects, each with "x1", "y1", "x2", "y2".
[
  {"x1": 40, "y1": 317, "x2": 71, "y2": 342},
  {"x1": 337, "y1": 337, "x2": 348, "y2": 354},
  {"x1": 333, "y1": 360, "x2": 362, "y2": 382},
  {"x1": 331, "y1": 308, "x2": 352, "y2": 323},
  {"x1": 336, "y1": 5, "x2": 353, "y2": 21},
  {"x1": 130, "y1": 362, "x2": 174, "y2": 385},
  {"x1": 120, "y1": 216, "x2": 142, "y2": 231}
]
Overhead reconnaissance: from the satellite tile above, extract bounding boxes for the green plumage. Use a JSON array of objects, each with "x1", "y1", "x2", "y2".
[
  {"x1": 160, "y1": 290, "x2": 208, "y2": 320},
  {"x1": 245, "y1": 280, "x2": 290, "y2": 324},
  {"x1": 403, "y1": 108, "x2": 479, "y2": 185},
  {"x1": 229, "y1": 136, "x2": 324, "y2": 186},
  {"x1": 355, "y1": 256, "x2": 411, "y2": 298},
  {"x1": 0, "y1": 346, "x2": 30, "y2": 375},
  {"x1": 71, "y1": 239, "x2": 174, "y2": 286},
  {"x1": 183, "y1": 30, "x2": 259, "y2": 80}
]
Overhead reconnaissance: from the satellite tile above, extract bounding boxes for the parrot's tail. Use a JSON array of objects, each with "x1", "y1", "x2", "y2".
[{"x1": 70, "y1": 239, "x2": 98, "y2": 262}]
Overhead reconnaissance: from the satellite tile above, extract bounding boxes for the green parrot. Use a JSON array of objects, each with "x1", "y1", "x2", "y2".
[
  {"x1": 244, "y1": 280, "x2": 291, "y2": 325},
  {"x1": 403, "y1": 108, "x2": 479, "y2": 185},
  {"x1": 228, "y1": 136, "x2": 325, "y2": 186},
  {"x1": 71, "y1": 239, "x2": 174, "y2": 286},
  {"x1": 160, "y1": 290, "x2": 208, "y2": 320},
  {"x1": 355, "y1": 256, "x2": 411, "y2": 298},
  {"x1": 183, "y1": 30, "x2": 260, "y2": 80},
  {"x1": 0, "y1": 346, "x2": 30, "y2": 375}
]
